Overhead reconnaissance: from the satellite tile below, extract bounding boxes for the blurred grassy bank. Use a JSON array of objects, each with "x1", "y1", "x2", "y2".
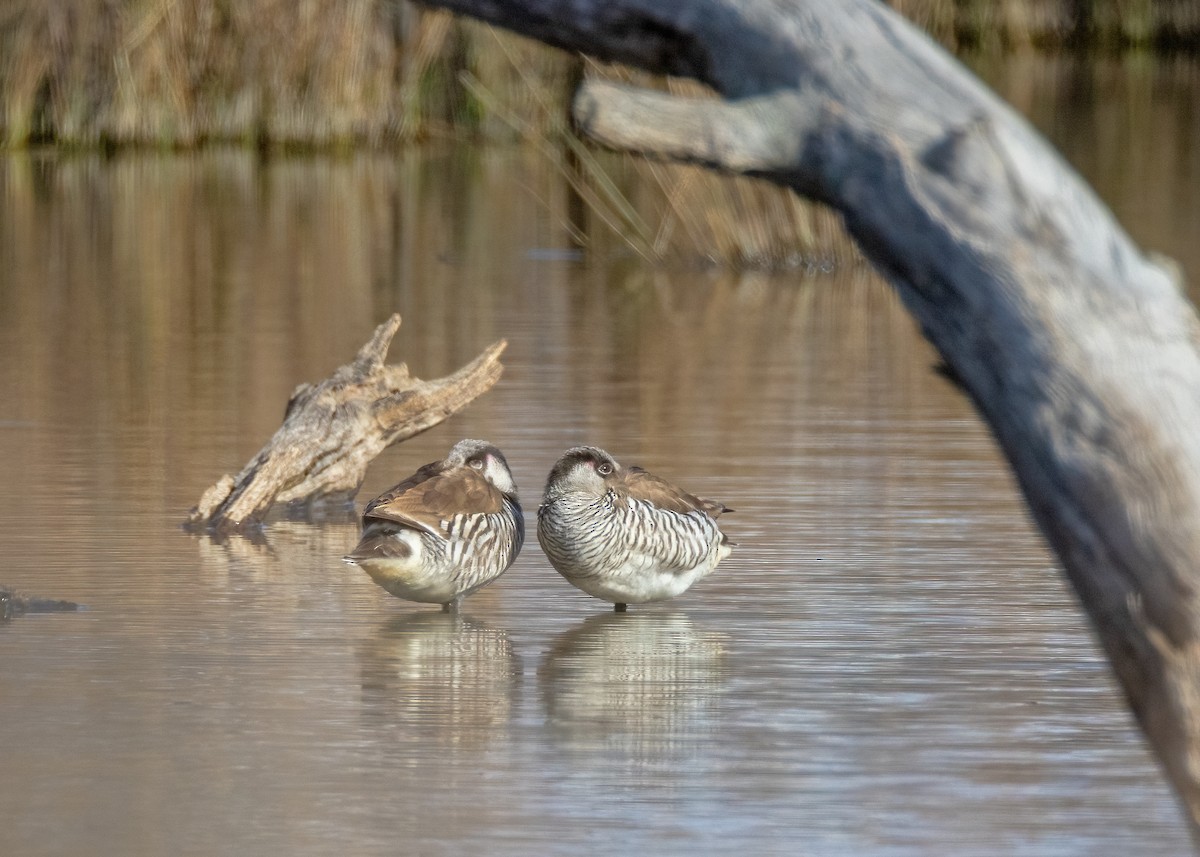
[
  {"x1": 895, "y1": 0, "x2": 1200, "y2": 50},
  {"x1": 0, "y1": 2, "x2": 854, "y2": 267},
  {"x1": 2, "y1": 1, "x2": 1197, "y2": 268},
  {"x1": 5, "y1": 0, "x2": 1198, "y2": 149},
  {"x1": 0, "y1": 3, "x2": 574, "y2": 148}
]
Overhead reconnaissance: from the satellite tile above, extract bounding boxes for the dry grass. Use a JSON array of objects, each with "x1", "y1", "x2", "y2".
[
  {"x1": 0, "y1": 0, "x2": 850, "y2": 268},
  {"x1": 892, "y1": 0, "x2": 1200, "y2": 51},
  {"x1": 5, "y1": 0, "x2": 1194, "y2": 269},
  {"x1": 558, "y1": 134, "x2": 854, "y2": 270},
  {"x1": 0, "y1": 1, "x2": 574, "y2": 147},
  {"x1": 0, "y1": 0, "x2": 847, "y2": 268},
  {"x1": 460, "y1": 57, "x2": 854, "y2": 268},
  {"x1": 8, "y1": 1, "x2": 1198, "y2": 148},
  {"x1": 575, "y1": 73, "x2": 852, "y2": 270}
]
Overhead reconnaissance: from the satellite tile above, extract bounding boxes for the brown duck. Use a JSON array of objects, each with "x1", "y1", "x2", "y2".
[{"x1": 344, "y1": 439, "x2": 524, "y2": 612}]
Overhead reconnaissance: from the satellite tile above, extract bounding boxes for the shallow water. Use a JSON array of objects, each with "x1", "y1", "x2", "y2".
[{"x1": 1, "y1": 55, "x2": 1197, "y2": 856}]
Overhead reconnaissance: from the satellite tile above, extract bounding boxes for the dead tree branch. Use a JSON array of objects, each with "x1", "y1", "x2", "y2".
[
  {"x1": 187, "y1": 314, "x2": 506, "y2": 533},
  {"x1": 419, "y1": 0, "x2": 1200, "y2": 837}
]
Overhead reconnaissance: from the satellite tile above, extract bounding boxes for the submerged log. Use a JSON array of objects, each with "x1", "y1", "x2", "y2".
[
  {"x1": 187, "y1": 314, "x2": 506, "y2": 533},
  {"x1": 0, "y1": 586, "x2": 83, "y2": 620},
  {"x1": 420, "y1": 0, "x2": 1200, "y2": 838}
]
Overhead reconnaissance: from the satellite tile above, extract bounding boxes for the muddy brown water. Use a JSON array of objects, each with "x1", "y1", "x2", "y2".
[{"x1": 1, "y1": 55, "x2": 1196, "y2": 855}]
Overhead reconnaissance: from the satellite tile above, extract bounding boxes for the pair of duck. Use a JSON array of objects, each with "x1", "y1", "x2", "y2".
[{"x1": 344, "y1": 439, "x2": 734, "y2": 613}]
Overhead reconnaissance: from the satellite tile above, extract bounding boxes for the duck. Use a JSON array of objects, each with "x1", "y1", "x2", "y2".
[
  {"x1": 537, "y1": 446, "x2": 732, "y2": 612},
  {"x1": 344, "y1": 439, "x2": 524, "y2": 612}
]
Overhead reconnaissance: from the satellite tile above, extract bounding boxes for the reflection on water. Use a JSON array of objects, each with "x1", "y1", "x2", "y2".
[
  {"x1": 194, "y1": 522, "x2": 361, "y2": 580},
  {"x1": 359, "y1": 612, "x2": 521, "y2": 752},
  {"x1": 0, "y1": 52, "x2": 1197, "y2": 857},
  {"x1": 540, "y1": 612, "x2": 728, "y2": 757}
]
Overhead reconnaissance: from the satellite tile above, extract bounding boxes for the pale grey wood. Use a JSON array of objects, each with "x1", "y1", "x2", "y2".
[
  {"x1": 187, "y1": 314, "x2": 506, "y2": 533},
  {"x1": 420, "y1": 0, "x2": 1200, "y2": 837}
]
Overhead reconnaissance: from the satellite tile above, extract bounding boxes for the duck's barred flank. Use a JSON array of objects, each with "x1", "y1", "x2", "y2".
[
  {"x1": 538, "y1": 492, "x2": 724, "y2": 582},
  {"x1": 431, "y1": 500, "x2": 525, "y2": 588},
  {"x1": 353, "y1": 494, "x2": 524, "y2": 601},
  {"x1": 536, "y1": 445, "x2": 732, "y2": 608}
]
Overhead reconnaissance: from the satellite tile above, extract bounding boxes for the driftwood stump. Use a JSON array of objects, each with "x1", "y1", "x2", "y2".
[
  {"x1": 186, "y1": 314, "x2": 506, "y2": 533},
  {"x1": 0, "y1": 586, "x2": 82, "y2": 620},
  {"x1": 420, "y1": 0, "x2": 1200, "y2": 839}
]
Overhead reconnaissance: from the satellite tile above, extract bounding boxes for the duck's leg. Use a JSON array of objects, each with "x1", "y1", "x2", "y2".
[
  {"x1": 443, "y1": 596, "x2": 463, "y2": 614},
  {"x1": 614, "y1": 602, "x2": 627, "y2": 613}
]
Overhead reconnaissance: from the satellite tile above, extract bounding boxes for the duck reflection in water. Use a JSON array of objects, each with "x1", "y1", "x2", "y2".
[
  {"x1": 358, "y1": 611, "x2": 522, "y2": 752},
  {"x1": 539, "y1": 611, "x2": 729, "y2": 758}
]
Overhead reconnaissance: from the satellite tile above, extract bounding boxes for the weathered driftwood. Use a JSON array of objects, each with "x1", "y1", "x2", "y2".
[
  {"x1": 421, "y1": 0, "x2": 1200, "y2": 838},
  {"x1": 0, "y1": 586, "x2": 83, "y2": 620},
  {"x1": 187, "y1": 314, "x2": 506, "y2": 533}
]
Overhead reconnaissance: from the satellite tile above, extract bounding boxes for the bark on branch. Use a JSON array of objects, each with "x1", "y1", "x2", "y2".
[
  {"x1": 186, "y1": 314, "x2": 506, "y2": 533},
  {"x1": 421, "y1": 0, "x2": 1200, "y2": 838}
]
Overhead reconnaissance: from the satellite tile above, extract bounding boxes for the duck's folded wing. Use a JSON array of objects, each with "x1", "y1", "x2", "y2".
[
  {"x1": 364, "y1": 466, "x2": 506, "y2": 539},
  {"x1": 623, "y1": 466, "x2": 731, "y2": 518}
]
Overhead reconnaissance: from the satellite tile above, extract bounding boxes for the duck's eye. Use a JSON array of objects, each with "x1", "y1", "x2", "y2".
[
  {"x1": 597, "y1": 463, "x2": 613, "y2": 476},
  {"x1": 469, "y1": 458, "x2": 485, "y2": 470}
]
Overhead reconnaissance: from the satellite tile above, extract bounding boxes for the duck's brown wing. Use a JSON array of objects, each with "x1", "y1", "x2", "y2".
[
  {"x1": 363, "y1": 462, "x2": 505, "y2": 539},
  {"x1": 622, "y1": 466, "x2": 732, "y2": 518}
]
